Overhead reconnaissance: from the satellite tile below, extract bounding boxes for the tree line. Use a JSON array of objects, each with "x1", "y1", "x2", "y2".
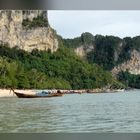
[{"x1": 0, "y1": 44, "x2": 123, "y2": 89}]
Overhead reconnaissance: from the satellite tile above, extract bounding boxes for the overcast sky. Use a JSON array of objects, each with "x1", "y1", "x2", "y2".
[{"x1": 48, "y1": 11, "x2": 140, "y2": 39}]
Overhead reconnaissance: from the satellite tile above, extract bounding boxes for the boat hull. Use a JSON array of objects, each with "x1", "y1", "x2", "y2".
[{"x1": 14, "y1": 91, "x2": 63, "y2": 98}]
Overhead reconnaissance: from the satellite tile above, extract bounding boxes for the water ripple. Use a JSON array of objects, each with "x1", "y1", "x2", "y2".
[{"x1": 0, "y1": 90, "x2": 140, "y2": 132}]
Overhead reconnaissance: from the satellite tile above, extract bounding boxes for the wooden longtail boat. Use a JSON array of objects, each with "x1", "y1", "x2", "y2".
[{"x1": 11, "y1": 89, "x2": 63, "y2": 98}]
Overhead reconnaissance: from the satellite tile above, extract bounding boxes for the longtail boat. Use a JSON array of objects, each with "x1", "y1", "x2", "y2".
[{"x1": 11, "y1": 89, "x2": 63, "y2": 98}]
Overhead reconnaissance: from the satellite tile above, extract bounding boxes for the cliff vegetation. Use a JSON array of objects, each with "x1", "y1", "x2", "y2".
[
  {"x1": 22, "y1": 14, "x2": 49, "y2": 29},
  {"x1": 0, "y1": 44, "x2": 123, "y2": 89}
]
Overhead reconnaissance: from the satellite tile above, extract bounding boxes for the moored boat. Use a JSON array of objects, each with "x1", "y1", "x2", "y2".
[{"x1": 11, "y1": 89, "x2": 63, "y2": 98}]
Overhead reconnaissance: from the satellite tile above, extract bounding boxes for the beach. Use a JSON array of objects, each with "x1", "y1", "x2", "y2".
[
  {"x1": 0, "y1": 88, "x2": 125, "y2": 97},
  {"x1": 0, "y1": 89, "x2": 35, "y2": 97},
  {"x1": 0, "y1": 89, "x2": 80, "y2": 97}
]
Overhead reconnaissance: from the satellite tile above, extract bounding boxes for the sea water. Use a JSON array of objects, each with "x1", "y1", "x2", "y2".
[{"x1": 0, "y1": 90, "x2": 140, "y2": 132}]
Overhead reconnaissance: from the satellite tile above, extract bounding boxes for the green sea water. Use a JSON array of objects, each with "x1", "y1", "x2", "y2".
[{"x1": 0, "y1": 90, "x2": 140, "y2": 132}]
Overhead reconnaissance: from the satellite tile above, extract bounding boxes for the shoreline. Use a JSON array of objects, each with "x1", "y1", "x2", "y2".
[
  {"x1": 0, "y1": 89, "x2": 35, "y2": 97},
  {"x1": 0, "y1": 88, "x2": 126, "y2": 98}
]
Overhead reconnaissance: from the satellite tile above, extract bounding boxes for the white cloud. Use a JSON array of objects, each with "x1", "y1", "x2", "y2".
[{"x1": 48, "y1": 10, "x2": 140, "y2": 39}]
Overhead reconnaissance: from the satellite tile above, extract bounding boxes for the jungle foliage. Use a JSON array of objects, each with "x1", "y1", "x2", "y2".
[{"x1": 0, "y1": 44, "x2": 123, "y2": 89}]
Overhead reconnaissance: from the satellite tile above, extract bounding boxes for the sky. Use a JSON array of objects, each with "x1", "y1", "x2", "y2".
[{"x1": 48, "y1": 10, "x2": 140, "y2": 39}]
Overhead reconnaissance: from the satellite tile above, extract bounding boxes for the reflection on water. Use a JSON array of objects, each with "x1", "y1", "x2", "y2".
[{"x1": 0, "y1": 90, "x2": 140, "y2": 132}]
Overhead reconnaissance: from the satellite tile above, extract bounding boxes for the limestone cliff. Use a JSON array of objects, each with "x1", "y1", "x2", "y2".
[
  {"x1": 64, "y1": 33, "x2": 140, "y2": 76},
  {"x1": 0, "y1": 10, "x2": 58, "y2": 52},
  {"x1": 63, "y1": 32, "x2": 95, "y2": 58},
  {"x1": 112, "y1": 49, "x2": 140, "y2": 75},
  {"x1": 74, "y1": 45, "x2": 94, "y2": 58}
]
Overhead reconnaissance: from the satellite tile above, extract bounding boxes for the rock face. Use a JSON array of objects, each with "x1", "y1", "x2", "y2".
[
  {"x1": 74, "y1": 45, "x2": 94, "y2": 58},
  {"x1": 61, "y1": 32, "x2": 94, "y2": 58},
  {"x1": 75, "y1": 46, "x2": 86, "y2": 57},
  {"x1": 0, "y1": 10, "x2": 58, "y2": 52},
  {"x1": 112, "y1": 49, "x2": 140, "y2": 75}
]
